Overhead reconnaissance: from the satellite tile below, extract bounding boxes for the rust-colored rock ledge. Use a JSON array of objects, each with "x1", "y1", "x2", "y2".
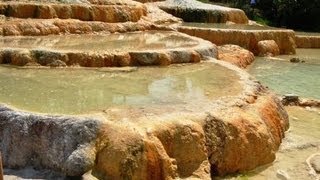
[{"x1": 0, "y1": 60, "x2": 289, "y2": 179}]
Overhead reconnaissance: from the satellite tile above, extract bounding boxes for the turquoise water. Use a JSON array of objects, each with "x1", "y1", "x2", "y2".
[{"x1": 248, "y1": 49, "x2": 320, "y2": 99}]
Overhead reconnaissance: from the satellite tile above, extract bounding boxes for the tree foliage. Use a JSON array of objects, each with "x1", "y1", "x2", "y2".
[{"x1": 211, "y1": 0, "x2": 320, "y2": 31}]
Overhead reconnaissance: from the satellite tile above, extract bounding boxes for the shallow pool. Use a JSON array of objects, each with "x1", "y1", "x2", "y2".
[
  {"x1": 248, "y1": 49, "x2": 320, "y2": 99},
  {"x1": 0, "y1": 31, "x2": 200, "y2": 52},
  {"x1": 0, "y1": 62, "x2": 242, "y2": 114}
]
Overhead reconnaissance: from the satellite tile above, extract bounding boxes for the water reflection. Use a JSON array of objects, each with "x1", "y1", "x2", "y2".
[{"x1": 0, "y1": 63, "x2": 241, "y2": 114}]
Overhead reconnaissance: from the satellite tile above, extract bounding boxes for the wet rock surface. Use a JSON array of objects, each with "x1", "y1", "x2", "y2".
[
  {"x1": 0, "y1": 0, "x2": 302, "y2": 178},
  {"x1": 295, "y1": 34, "x2": 320, "y2": 48},
  {"x1": 0, "y1": 60, "x2": 289, "y2": 179},
  {"x1": 309, "y1": 154, "x2": 320, "y2": 173},
  {"x1": 0, "y1": 31, "x2": 217, "y2": 67},
  {"x1": 217, "y1": 44, "x2": 254, "y2": 68},
  {"x1": 154, "y1": 0, "x2": 248, "y2": 24},
  {"x1": 0, "y1": 105, "x2": 102, "y2": 176},
  {"x1": 257, "y1": 40, "x2": 280, "y2": 57},
  {"x1": 0, "y1": 1, "x2": 147, "y2": 22},
  {"x1": 0, "y1": 0, "x2": 180, "y2": 36},
  {"x1": 177, "y1": 24, "x2": 296, "y2": 55},
  {"x1": 217, "y1": 106, "x2": 319, "y2": 180}
]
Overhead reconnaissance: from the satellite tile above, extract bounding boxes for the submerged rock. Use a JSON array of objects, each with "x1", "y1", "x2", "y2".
[
  {"x1": 310, "y1": 154, "x2": 320, "y2": 173},
  {"x1": 281, "y1": 94, "x2": 300, "y2": 106},
  {"x1": 307, "y1": 153, "x2": 320, "y2": 178},
  {"x1": 276, "y1": 170, "x2": 290, "y2": 180},
  {"x1": 281, "y1": 95, "x2": 320, "y2": 107},
  {"x1": 290, "y1": 57, "x2": 301, "y2": 63}
]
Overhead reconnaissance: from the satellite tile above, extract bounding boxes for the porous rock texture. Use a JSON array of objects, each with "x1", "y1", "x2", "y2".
[
  {"x1": 217, "y1": 44, "x2": 254, "y2": 68},
  {"x1": 0, "y1": 60, "x2": 289, "y2": 179},
  {"x1": 257, "y1": 40, "x2": 280, "y2": 57},
  {"x1": 0, "y1": 0, "x2": 180, "y2": 36},
  {"x1": 153, "y1": 0, "x2": 248, "y2": 24},
  {"x1": 178, "y1": 26, "x2": 296, "y2": 55},
  {"x1": 295, "y1": 35, "x2": 320, "y2": 48},
  {"x1": 0, "y1": 31, "x2": 217, "y2": 67},
  {"x1": 0, "y1": 1, "x2": 146, "y2": 22}
]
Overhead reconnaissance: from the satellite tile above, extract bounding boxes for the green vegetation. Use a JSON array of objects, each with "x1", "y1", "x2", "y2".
[{"x1": 210, "y1": 0, "x2": 320, "y2": 32}]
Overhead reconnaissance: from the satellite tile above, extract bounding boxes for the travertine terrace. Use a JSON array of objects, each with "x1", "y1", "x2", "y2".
[
  {"x1": 0, "y1": 31, "x2": 216, "y2": 67},
  {"x1": 0, "y1": 0, "x2": 291, "y2": 179},
  {"x1": 0, "y1": 60, "x2": 289, "y2": 179},
  {"x1": 178, "y1": 23, "x2": 296, "y2": 55}
]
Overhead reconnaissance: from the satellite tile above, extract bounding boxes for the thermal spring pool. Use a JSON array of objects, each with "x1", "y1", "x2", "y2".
[
  {"x1": 247, "y1": 48, "x2": 320, "y2": 100},
  {"x1": 0, "y1": 31, "x2": 200, "y2": 52},
  {"x1": 0, "y1": 62, "x2": 242, "y2": 114},
  {"x1": 0, "y1": 31, "x2": 216, "y2": 67}
]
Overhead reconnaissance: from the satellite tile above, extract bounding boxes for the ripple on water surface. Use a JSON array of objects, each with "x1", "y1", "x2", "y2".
[
  {"x1": 248, "y1": 49, "x2": 320, "y2": 99},
  {"x1": 0, "y1": 63, "x2": 242, "y2": 114}
]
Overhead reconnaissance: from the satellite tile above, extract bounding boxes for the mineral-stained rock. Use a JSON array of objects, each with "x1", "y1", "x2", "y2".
[
  {"x1": 48, "y1": 59, "x2": 67, "y2": 67},
  {"x1": 218, "y1": 44, "x2": 254, "y2": 68},
  {"x1": 0, "y1": 60, "x2": 289, "y2": 179},
  {"x1": 143, "y1": 4, "x2": 182, "y2": 25},
  {"x1": 295, "y1": 35, "x2": 320, "y2": 48},
  {"x1": 0, "y1": 1, "x2": 147, "y2": 23},
  {"x1": 299, "y1": 99, "x2": 320, "y2": 107},
  {"x1": 0, "y1": 1, "x2": 182, "y2": 36},
  {"x1": 178, "y1": 26, "x2": 296, "y2": 55},
  {"x1": 0, "y1": 18, "x2": 156, "y2": 36},
  {"x1": 153, "y1": 0, "x2": 248, "y2": 24},
  {"x1": 257, "y1": 40, "x2": 280, "y2": 57},
  {"x1": 0, "y1": 31, "x2": 217, "y2": 67}
]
